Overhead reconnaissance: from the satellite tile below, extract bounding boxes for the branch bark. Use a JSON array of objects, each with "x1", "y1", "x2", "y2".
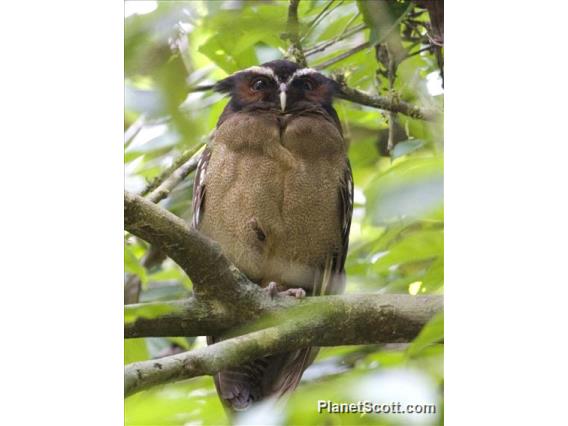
[
  {"x1": 305, "y1": 23, "x2": 366, "y2": 57},
  {"x1": 125, "y1": 191, "x2": 443, "y2": 397},
  {"x1": 335, "y1": 81, "x2": 440, "y2": 121},
  {"x1": 125, "y1": 191, "x2": 254, "y2": 303},
  {"x1": 125, "y1": 191, "x2": 295, "y2": 315},
  {"x1": 146, "y1": 148, "x2": 203, "y2": 204},
  {"x1": 124, "y1": 145, "x2": 204, "y2": 304},
  {"x1": 284, "y1": 0, "x2": 307, "y2": 67},
  {"x1": 125, "y1": 294, "x2": 442, "y2": 397},
  {"x1": 315, "y1": 41, "x2": 371, "y2": 69},
  {"x1": 126, "y1": 294, "x2": 442, "y2": 340},
  {"x1": 139, "y1": 143, "x2": 203, "y2": 198}
]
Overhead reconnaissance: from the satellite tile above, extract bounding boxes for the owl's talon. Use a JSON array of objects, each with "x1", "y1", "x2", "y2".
[
  {"x1": 264, "y1": 282, "x2": 279, "y2": 298},
  {"x1": 280, "y1": 288, "x2": 306, "y2": 299},
  {"x1": 264, "y1": 283, "x2": 306, "y2": 299}
]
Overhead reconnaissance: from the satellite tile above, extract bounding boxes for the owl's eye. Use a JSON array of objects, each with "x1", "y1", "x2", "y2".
[
  {"x1": 251, "y1": 78, "x2": 268, "y2": 91},
  {"x1": 293, "y1": 78, "x2": 314, "y2": 91},
  {"x1": 302, "y1": 79, "x2": 314, "y2": 91}
]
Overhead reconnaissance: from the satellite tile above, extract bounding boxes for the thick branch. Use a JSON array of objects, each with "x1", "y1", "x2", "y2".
[
  {"x1": 125, "y1": 145, "x2": 204, "y2": 304},
  {"x1": 125, "y1": 294, "x2": 442, "y2": 396},
  {"x1": 124, "y1": 191, "x2": 443, "y2": 398},
  {"x1": 126, "y1": 293, "x2": 441, "y2": 339},
  {"x1": 126, "y1": 191, "x2": 239, "y2": 300},
  {"x1": 124, "y1": 191, "x2": 283, "y2": 309}
]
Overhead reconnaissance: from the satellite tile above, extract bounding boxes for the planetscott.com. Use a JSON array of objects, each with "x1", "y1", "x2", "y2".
[{"x1": 317, "y1": 400, "x2": 437, "y2": 415}]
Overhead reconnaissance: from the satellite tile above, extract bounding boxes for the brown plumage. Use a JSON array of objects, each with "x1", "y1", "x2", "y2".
[{"x1": 191, "y1": 60, "x2": 353, "y2": 411}]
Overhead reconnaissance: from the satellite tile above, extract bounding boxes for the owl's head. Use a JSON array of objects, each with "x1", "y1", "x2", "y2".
[{"x1": 213, "y1": 60, "x2": 340, "y2": 114}]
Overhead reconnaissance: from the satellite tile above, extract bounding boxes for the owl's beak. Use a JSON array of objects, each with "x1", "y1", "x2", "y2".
[{"x1": 279, "y1": 83, "x2": 287, "y2": 112}]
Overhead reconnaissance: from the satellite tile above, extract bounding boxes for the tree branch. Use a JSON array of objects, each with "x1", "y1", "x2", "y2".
[
  {"x1": 334, "y1": 80, "x2": 440, "y2": 121},
  {"x1": 125, "y1": 294, "x2": 442, "y2": 396},
  {"x1": 139, "y1": 143, "x2": 203, "y2": 198},
  {"x1": 185, "y1": 82, "x2": 439, "y2": 121},
  {"x1": 124, "y1": 144, "x2": 204, "y2": 304},
  {"x1": 304, "y1": 23, "x2": 366, "y2": 57},
  {"x1": 126, "y1": 294, "x2": 442, "y2": 339},
  {"x1": 124, "y1": 191, "x2": 293, "y2": 313},
  {"x1": 305, "y1": 0, "x2": 334, "y2": 32},
  {"x1": 146, "y1": 147, "x2": 203, "y2": 204},
  {"x1": 301, "y1": 0, "x2": 344, "y2": 43},
  {"x1": 315, "y1": 41, "x2": 371, "y2": 69},
  {"x1": 126, "y1": 191, "x2": 249, "y2": 302},
  {"x1": 124, "y1": 190, "x2": 442, "y2": 398},
  {"x1": 283, "y1": 0, "x2": 307, "y2": 67}
]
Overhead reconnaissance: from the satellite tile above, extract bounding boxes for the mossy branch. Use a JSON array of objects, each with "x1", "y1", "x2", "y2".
[
  {"x1": 124, "y1": 191, "x2": 443, "y2": 397},
  {"x1": 283, "y1": 0, "x2": 308, "y2": 67},
  {"x1": 125, "y1": 294, "x2": 442, "y2": 397}
]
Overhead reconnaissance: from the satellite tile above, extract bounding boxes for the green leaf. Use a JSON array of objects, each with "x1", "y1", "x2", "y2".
[
  {"x1": 373, "y1": 229, "x2": 443, "y2": 272},
  {"x1": 391, "y1": 139, "x2": 425, "y2": 159},
  {"x1": 422, "y1": 257, "x2": 444, "y2": 291},
  {"x1": 407, "y1": 311, "x2": 444, "y2": 358},
  {"x1": 365, "y1": 155, "x2": 444, "y2": 225},
  {"x1": 357, "y1": 0, "x2": 413, "y2": 45},
  {"x1": 167, "y1": 336, "x2": 193, "y2": 350},
  {"x1": 124, "y1": 338, "x2": 149, "y2": 364},
  {"x1": 124, "y1": 244, "x2": 148, "y2": 285},
  {"x1": 124, "y1": 303, "x2": 181, "y2": 325}
]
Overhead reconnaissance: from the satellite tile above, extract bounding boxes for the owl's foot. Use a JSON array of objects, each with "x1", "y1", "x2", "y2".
[
  {"x1": 264, "y1": 282, "x2": 306, "y2": 299},
  {"x1": 281, "y1": 287, "x2": 306, "y2": 299}
]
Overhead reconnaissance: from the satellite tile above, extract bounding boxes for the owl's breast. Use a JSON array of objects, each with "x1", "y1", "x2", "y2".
[{"x1": 198, "y1": 112, "x2": 346, "y2": 289}]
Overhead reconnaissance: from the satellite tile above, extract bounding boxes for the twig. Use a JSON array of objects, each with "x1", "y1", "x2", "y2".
[
  {"x1": 301, "y1": 0, "x2": 344, "y2": 42},
  {"x1": 124, "y1": 114, "x2": 146, "y2": 148},
  {"x1": 335, "y1": 11, "x2": 361, "y2": 41},
  {"x1": 305, "y1": 23, "x2": 366, "y2": 57},
  {"x1": 402, "y1": 44, "x2": 433, "y2": 61},
  {"x1": 314, "y1": 41, "x2": 371, "y2": 69},
  {"x1": 146, "y1": 147, "x2": 203, "y2": 204},
  {"x1": 139, "y1": 143, "x2": 203, "y2": 198},
  {"x1": 334, "y1": 81, "x2": 440, "y2": 121},
  {"x1": 284, "y1": 0, "x2": 307, "y2": 67},
  {"x1": 304, "y1": 0, "x2": 335, "y2": 33},
  {"x1": 188, "y1": 84, "x2": 215, "y2": 93},
  {"x1": 382, "y1": 45, "x2": 399, "y2": 152}
]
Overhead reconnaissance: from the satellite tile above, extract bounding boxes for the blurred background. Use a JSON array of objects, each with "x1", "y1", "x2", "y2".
[{"x1": 125, "y1": 1, "x2": 443, "y2": 425}]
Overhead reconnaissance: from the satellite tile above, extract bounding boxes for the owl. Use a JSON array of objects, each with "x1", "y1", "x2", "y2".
[{"x1": 192, "y1": 59, "x2": 353, "y2": 410}]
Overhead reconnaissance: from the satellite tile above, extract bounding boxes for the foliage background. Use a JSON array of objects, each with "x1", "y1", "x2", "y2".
[{"x1": 124, "y1": 1, "x2": 443, "y2": 425}]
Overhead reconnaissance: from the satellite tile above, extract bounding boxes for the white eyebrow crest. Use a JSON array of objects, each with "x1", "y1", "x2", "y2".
[
  {"x1": 288, "y1": 68, "x2": 318, "y2": 82},
  {"x1": 241, "y1": 66, "x2": 279, "y2": 83}
]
